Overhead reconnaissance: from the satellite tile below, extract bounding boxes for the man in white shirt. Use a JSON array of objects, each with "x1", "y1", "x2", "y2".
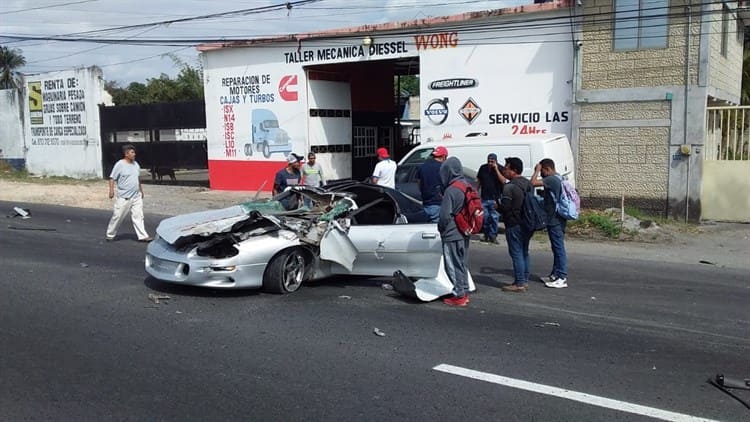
[
  {"x1": 371, "y1": 147, "x2": 397, "y2": 189},
  {"x1": 105, "y1": 144, "x2": 151, "y2": 242}
]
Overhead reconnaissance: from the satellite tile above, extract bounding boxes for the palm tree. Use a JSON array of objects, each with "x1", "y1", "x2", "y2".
[{"x1": 0, "y1": 46, "x2": 26, "y2": 90}]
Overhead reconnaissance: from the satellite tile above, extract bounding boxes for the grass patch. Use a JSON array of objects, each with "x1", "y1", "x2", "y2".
[
  {"x1": 0, "y1": 162, "x2": 102, "y2": 185},
  {"x1": 0, "y1": 161, "x2": 30, "y2": 180},
  {"x1": 568, "y1": 210, "x2": 621, "y2": 239}
]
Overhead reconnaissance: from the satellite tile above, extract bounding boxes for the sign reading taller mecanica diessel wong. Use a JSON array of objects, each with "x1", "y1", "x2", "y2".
[{"x1": 200, "y1": 8, "x2": 573, "y2": 191}]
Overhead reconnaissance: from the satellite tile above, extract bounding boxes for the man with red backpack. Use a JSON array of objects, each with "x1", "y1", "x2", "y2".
[{"x1": 438, "y1": 156, "x2": 474, "y2": 306}]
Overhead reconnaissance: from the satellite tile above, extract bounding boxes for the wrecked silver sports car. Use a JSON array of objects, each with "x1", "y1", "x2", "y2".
[{"x1": 145, "y1": 181, "x2": 475, "y2": 299}]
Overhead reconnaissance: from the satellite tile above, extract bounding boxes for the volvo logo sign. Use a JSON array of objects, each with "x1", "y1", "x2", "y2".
[{"x1": 424, "y1": 98, "x2": 449, "y2": 125}]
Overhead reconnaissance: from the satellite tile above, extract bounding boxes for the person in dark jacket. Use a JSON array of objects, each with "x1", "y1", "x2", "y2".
[
  {"x1": 499, "y1": 157, "x2": 533, "y2": 293},
  {"x1": 476, "y1": 153, "x2": 505, "y2": 243},
  {"x1": 531, "y1": 158, "x2": 568, "y2": 288},
  {"x1": 438, "y1": 156, "x2": 471, "y2": 306},
  {"x1": 417, "y1": 145, "x2": 448, "y2": 223}
]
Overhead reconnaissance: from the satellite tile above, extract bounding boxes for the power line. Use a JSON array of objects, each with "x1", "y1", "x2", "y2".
[
  {"x1": 0, "y1": 3, "x2": 729, "y2": 47},
  {"x1": 63, "y1": 0, "x2": 323, "y2": 37},
  {"x1": 0, "y1": 0, "x2": 99, "y2": 16}
]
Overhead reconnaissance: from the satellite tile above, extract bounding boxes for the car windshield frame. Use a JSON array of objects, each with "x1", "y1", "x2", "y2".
[{"x1": 402, "y1": 147, "x2": 435, "y2": 165}]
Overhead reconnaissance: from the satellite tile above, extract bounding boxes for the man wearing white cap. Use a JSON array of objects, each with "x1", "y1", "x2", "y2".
[{"x1": 273, "y1": 153, "x2": 303, "y2": 209}]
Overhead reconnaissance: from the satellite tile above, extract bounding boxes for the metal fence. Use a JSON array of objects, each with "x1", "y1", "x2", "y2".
[{"x1": 705, "y1": 106, "x2": 750, "y2": 161}]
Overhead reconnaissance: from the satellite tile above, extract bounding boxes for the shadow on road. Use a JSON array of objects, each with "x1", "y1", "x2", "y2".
[{"x1": 143, "y1": 276, "x2": 260, "y2": 298}]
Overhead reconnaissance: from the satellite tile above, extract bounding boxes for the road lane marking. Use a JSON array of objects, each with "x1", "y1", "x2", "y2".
[{"x1": 433, "y1": 364, "x2": 719, "y2": 422}]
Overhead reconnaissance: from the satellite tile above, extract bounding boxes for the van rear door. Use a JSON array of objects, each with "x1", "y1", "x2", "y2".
[{"x1": 542, "y1": 137, "x2": 576, "y2": 187}]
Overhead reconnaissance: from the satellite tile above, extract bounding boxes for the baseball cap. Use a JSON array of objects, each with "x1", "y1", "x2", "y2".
[
  {"x1": 432, "y1": 146, "x2": 448, "y2": 157},
  {"x1": 487, "y1": 153, "x2": 498, "y2": 161},
  {"x1": 287, "y1": 153, "x2": 303, "y2": 164},
  {"x1": 377, "y1": 147, "x2": 390, "y2": 159}
]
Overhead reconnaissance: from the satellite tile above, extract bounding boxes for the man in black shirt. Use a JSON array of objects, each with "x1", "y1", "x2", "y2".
[
  {"x1": 476, "y1": 153, "x2": 506, "y2": 243},
  {"x1": 499, "y1": 157, "x2": 533, "y2": 293}
]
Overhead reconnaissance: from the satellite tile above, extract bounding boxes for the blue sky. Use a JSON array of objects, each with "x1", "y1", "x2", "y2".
[{"x1": 1, "y1": 0, "x2": 529, "y2": 84}]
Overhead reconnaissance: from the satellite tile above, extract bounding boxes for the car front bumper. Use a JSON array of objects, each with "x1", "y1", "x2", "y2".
[{"x1": 144, "y1": 238, "x2": 266, "y2": 289}]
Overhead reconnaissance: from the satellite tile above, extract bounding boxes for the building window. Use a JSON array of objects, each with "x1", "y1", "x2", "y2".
[
  {"x1": 353, "y1": 126, "x2": 376, "y2": 158},
  {"x1": 721, "y1": 4, "x2": 729, "y2": 57},
  {"x1": 614, "y1": 0, "x2": 669, "y2": 50},
  {"x1": 737, "y1": 17, "x2": 744, "y2": 43}
]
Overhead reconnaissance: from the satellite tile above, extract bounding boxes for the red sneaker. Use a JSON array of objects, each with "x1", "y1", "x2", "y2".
[{"x1": 443, "y1": 295, "x2": 469, "y2": 307}]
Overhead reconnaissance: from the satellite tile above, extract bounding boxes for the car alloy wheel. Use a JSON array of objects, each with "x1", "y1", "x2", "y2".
[
  {"x1": 263, "y1": 248, "x2": 306, "y2": 294},
  {"x1": 281, "y1": 251, "x2": 305, "y2": 292}
]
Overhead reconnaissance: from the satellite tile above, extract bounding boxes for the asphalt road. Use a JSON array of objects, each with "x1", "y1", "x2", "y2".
[{"x1": 1, "y1": 201, "x2": 748, "y2": 421}]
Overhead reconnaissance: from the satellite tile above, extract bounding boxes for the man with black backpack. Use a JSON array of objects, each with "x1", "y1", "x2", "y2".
[
  {"x1": 531, "y1": 159, "x2": 568, "y2": 288},
  {"x1": 438, "y1": 156, "x2": 473, "y2": 306},
  {"x1": 499, "y1": 157, "x2": 534, "y2": 293}
]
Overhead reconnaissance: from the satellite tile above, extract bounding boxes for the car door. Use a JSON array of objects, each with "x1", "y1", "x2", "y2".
[{"x1": 336, "y1": 221, "x2": 442, "y2": 278}]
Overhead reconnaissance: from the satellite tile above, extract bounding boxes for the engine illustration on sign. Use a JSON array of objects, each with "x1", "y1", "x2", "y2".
[{"x1": 245, "y1": 109, "x2": 292, "y2": 159}]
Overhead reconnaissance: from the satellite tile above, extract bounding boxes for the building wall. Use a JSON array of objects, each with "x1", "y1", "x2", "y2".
[
  {"x1": 581, "y1": 0, "x2": 701, "y2": 90},
  {"x1": 578, "y1": 102, "x2": 671, "y2": 212},
  {"x1": 576, "y1": 0, "x2": 714, "y2": 221},
  {"x1": 0, "y1": 89, "x2": 25, "y2": 169},
  {"x1": 200, "y1": 8, "x2": 576, "y2": 191},
  {"x1": 707, "y1": 1, "x2": 743, "y2": 101},
  {"x1": 23, "y1": 67, "x2": 106, "y2": 178}
]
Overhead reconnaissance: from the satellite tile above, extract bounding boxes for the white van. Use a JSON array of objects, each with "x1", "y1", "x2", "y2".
[{"x1": 395, "y1": 133, "x2": 575, "y2": 200}]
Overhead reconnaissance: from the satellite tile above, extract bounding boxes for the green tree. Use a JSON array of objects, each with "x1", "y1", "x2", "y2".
[
  {"x1": 104, "y1": 55, "x2": 203, "y2": 105},
  {"x1": 394, "y1": 74, "x2": 419, "y2": 98},
  {"x1": 169, "y1": 53, "x2": 204, "y2": 101},
  {"x1": 0, "y1": 46, "x2": 26, "y2": 90}
]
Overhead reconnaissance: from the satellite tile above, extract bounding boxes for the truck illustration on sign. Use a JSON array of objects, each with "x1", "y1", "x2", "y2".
[{"x1": 244, "y1": 109, "x2": 292, "y2": 159}]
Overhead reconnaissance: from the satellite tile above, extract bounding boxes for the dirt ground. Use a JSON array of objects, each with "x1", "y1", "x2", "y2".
[{"x1": 1, "y1": 178, "x2": 748, "y2": 271}]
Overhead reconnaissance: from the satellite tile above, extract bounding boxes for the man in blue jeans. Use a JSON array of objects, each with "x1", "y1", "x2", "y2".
[
  {"x1": 417, "y1": 146, "x2": 448, "y2": 222},
  {"x1": 531, "y1": 158, "x2": 568, "y2": 288},
  {"x1": 476, "y1": 153, "x2": 505, "y2": 243},
  {"x1": 498, "y1": 157, "x2": 533, "y2": 293}
]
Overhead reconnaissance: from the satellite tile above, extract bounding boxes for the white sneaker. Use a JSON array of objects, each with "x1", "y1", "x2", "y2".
[
  {"x1": 544, "y1": 278, "x2": 568, "y2": 288},
  {"x1": 540, "y1": 274, "x2": 555, "y2": 283}
]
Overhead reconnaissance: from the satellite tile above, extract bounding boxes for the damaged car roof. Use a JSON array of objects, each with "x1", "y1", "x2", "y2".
[{"x1": 155, "y1": 187, "x2": 355, "y2": 244}]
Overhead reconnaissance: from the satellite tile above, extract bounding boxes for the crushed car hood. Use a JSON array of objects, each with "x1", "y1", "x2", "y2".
[
  {"x1": 155, "y1": 205, "x2": 267, "y2": 244},
  {"x1": 155, "y1": 189, "x2": 355, "y2": 245}
]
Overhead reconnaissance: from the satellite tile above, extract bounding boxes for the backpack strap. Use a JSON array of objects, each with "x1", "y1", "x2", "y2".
[
  {"x1": 449, "y1": 180, "x2": 469, "y2": 216},
  {"x1": 450, "y1": 180, "x2": 468, "y2": 192}
]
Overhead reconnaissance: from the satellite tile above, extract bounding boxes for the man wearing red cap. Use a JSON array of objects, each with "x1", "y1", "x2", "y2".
[
  {"x1": 417, "y1": 145, "x2": 448, "y2": 222},
  {"x1": 371, "y1": 147, "x2": 397, "y2": 188}
]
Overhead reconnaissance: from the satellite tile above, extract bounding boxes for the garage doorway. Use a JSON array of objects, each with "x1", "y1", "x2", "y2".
[{"x1": 305, "y1": 57, "x2": 420, "y2": 182}]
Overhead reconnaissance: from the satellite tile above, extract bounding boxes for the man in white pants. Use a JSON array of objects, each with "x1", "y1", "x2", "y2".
[{"x1": 105, "y1": 144, "x2": 152, "y2": 242}]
